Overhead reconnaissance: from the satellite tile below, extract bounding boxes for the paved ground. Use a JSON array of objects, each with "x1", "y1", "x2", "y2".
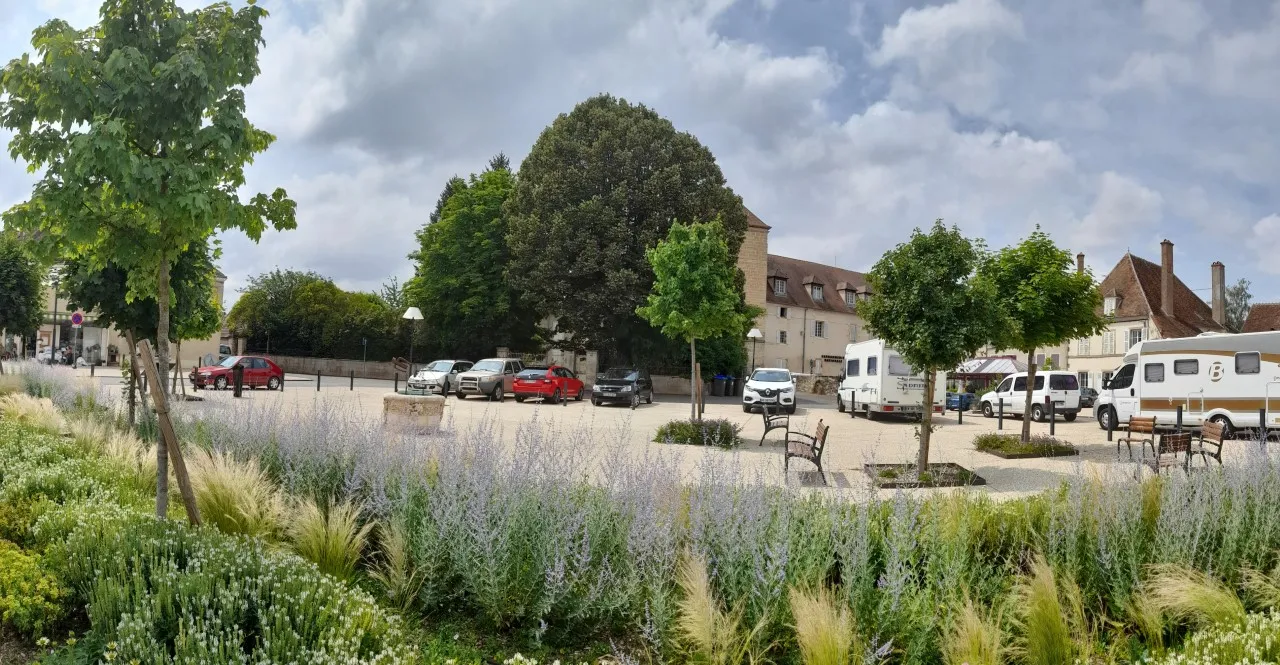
[{"x1": 65, "y1": 365, "x2": 1244, "y2": 500}]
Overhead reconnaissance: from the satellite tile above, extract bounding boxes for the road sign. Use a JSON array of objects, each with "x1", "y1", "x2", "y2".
[{"x1": 70, "y1": 311, "x2": 84, "y2": 328}]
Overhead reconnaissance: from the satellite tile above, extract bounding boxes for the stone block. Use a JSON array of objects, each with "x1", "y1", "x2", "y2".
[{"x1": 383, "y1": 392, "x2": 445, "y2": 431}]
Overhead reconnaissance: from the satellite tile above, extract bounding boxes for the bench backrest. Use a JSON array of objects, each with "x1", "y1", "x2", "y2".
[
  {"x1": 1129, "y1": 416, "x2": 1157, "y2": 434},
  {"x1": 812, "y1": 419, "x2": 829, "y2": 457},
  {"x1": 1201, "y1": 420, "x2": 1227, "y2": 443},
  {"x1": 1160, "y1": 431, "x2": 1192, "y2": 455}
]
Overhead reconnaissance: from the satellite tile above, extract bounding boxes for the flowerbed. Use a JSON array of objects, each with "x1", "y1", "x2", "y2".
[
  {"x1": 653, "y1": 417, "x2": 742, "y2": 448},
  {"x1": 973, "y1": 432, "x2": 1079, "y2": 458}
]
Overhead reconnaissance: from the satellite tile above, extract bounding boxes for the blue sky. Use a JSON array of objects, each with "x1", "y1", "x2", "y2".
[{"x1": 2, "y1": 0, "x2": 1278, "y2": 307}]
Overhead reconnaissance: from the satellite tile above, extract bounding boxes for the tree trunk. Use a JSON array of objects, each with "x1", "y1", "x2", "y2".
[
  {"x1": 126, "y1": 331, "x2": 139, "y2": 426},
  {"x1": 690, "y1": 337, "x2": 698, "y2": 422},
  {"x1": 156, "y1": 259, "x2": 171, "y2": 397},
  {"x1": 918, "y1": 370, "x2": 935, "y2": 478},
  {"x1": 1022, "y1": 348, "x2": 1037, "y2": 443}
]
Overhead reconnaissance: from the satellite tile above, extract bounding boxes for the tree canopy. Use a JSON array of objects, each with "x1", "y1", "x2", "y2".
[
  {"x1": 0, "y1": 232, "x2": 45, "y2": 373},
  {"x1": 1225, "y1": 278, "x2": 1252, "y2": 333},
  {"x1": 506, "y1": 94, "x2": 747, "y2": 361},
  {"x1": 638, "y1": 220, "x2": 758, "y2": 419},
  {"x1": 406, "y1": 167, "x2": 537, "y2": 360},
  {"x1": 978, "y1": 228, "x2": 1105, "y2": 442},
  {"x1": 858, "y1": 220, "x2": 999, "y2": 475}
]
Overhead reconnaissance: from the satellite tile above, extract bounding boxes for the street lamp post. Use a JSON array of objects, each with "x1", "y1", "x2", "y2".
[
  {"x1": 49, "y1": 276, "x2": 60, "y2": 366},
  {"x1": 402, "y1": 307, "x2": 423, "y2": 377},
  {"x1": 747, "y1": 328, "x2": 763, "y2": 372}
]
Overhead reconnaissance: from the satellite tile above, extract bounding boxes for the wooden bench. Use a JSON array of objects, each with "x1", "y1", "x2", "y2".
[
  {"x1": 1138, "y1": 431, "x2": 1193, "y2": 477},
  {"x1": 1192, "y1": 420, "x2": 1226, "y2": 466},
  {"x1": 759, "y1": 403, "x2": 790, "y2": 446},
  {"x1": 785, "y1": 419, "x2": 830, "y2": 486},
  {"x1": 1118, "y1": 416, "x2": 1157, "y2": 460}
]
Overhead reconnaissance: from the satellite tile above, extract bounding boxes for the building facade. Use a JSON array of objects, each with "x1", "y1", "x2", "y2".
[{"x1": 736, "y1": 209, "x2": 869, "y2": 376}]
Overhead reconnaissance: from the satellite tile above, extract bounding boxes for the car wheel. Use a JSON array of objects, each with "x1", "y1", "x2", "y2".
[
  {"x1": 456, "y1": 390, "x2": 466, "y2": 400},
  {"x1": 743, "y1": 404, "x2": 751, "y2": 413},
  {"x1": 645, "y1": 391, "x2": 653, "y2": 404},
  {"x1": 575, "y1": 388, "x2": 584, "y2": 401},
  {"x1": 491, "y1": 385, "x2": 503, "y2": 402},
  {"x1": 1098, "y1": 406, "x2": 1113, "y2": 430},
  {"x1": 1210, "y1": 414, "x2": 1234, "y2": 438},
  {"x1": 549, "y1": 389, "x2": 561, "y2": 405},
  {"x1": 592, "y1": 398, "x2": 601, "y2": 406},
  {"x1": 267, "y1": 376, "x2": 280, "y2": 390},
  {"x1": 837, "y1": 395, "x2": 845, "y2": 413},
  {"x1": 982, "y1": 402, "x2": 994, "y2": 418},
  {"x1": 516, "y1": 396, "x2": 526, "y2": 403},
  {"x1": 214, "y1": 376, "x2": 227, "y2": 390},
  {"x1": 1063, "y1": 412, "x2": 1078, "y2": 422},
  {"x1": 786, "y1": 404, "x2": 796, "y2": 415},
  {"x1": 1031, "y1": 404, "x2": 1046, "y2": 422},
  {"x1": 631, "y1": 393, "x2": 640, "y2": 410}
]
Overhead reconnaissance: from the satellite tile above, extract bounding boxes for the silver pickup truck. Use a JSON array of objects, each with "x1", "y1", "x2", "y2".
[{"x1": 456, "y1": 358, "x2": 523, "y2": 400}]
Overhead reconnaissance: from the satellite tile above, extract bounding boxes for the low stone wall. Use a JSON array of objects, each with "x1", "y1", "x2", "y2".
[
  {"x1": 383, "y1": 393, "x2": 445, "y2": 431},
  {"x1": 795, "y1": 374, "x2": 839, "y2": 396},
  {"x1": 270, "y1": 354, "x2": 399, "y2": 380}
]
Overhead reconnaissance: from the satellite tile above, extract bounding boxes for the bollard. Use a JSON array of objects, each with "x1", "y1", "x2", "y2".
[
  {"x1": 958, "y1": 402, "x2": 963, "y2": 425},
  {"x1": 350, "y1": 370, "x2": 354, "y2": 391},
  {"x1": 1176, "y1": 405, "x2": 1183, "y2": 432},
  {"x1": 90, "y1": 363, "x2": 95, "y2": 378},
  {"x1": 998, "y1": 399, "x2": 1004, "y2": 430},
  {"x1": 316, "y1": 370, "x2": 321, "y2": 391},
  {"x1": 394, "y1": 373, "x2": 399, "y2": 394},
  {"x1": 1107, "y1": 407, "x2": 1115, "y2": 442},
  {"x1": 1049, "y1": 398, "x2": 1056, "y2": 437},
  {"x1": 233, "y1": 364, "x2": 244, "y2": 398},
  {"x1": 1262, "y1": 408, "x2": 1269, "y2": 445}
]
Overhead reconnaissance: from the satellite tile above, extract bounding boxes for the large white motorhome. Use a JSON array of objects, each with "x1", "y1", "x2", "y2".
[
  {"x1": 836, "y1": 339, "x2": 946, "y2": 419},
  {"x1": 1095, "y1": 331, "x2": 1280, "y2": 434}
]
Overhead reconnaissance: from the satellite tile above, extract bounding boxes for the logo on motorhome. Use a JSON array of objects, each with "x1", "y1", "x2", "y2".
[{"x1": 1208, "y1": 362, "x2": 1224, "y2": 382}]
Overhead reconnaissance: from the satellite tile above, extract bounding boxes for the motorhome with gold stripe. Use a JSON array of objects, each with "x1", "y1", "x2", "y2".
[{"x1": 1095, "y1": 331, "x2": 1280, "y2": 435}]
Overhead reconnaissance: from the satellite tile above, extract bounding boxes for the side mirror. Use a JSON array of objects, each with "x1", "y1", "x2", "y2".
[{"x1": 1101, "y1": 379, "x2": 1111, "y2": 390}]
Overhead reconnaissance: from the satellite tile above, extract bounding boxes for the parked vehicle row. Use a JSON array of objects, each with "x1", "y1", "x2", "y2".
[
  {"x1": 407, "y1": 357, "x2": 655, "y2": 408},
  {"x1": 191, "y1": 355, "x2": 284, "y2": 390}
]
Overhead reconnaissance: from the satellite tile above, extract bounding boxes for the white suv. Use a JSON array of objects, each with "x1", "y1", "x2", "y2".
[
  {"x1": 742, "y1": 368, "x2": 797, "y2": 414},
  {"x1": 979, "y1": 371, "x2": 1081, "y2": 422}
]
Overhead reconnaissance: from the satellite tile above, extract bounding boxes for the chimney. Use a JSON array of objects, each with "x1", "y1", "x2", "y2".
[
  {"x1": 1211, "y1": 261, "x2": 1226, "y2": 326},
  {"x1": 1161, "y1": 240, "x2": 1175, "y2": 319},
  {"x1": 1076, "y1": 253, "x2": 1085, "y2": 275}
]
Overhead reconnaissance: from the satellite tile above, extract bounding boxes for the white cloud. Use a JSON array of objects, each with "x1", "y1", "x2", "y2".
[
  {"x1": 1071, "y1": 172, "x2": 1164, "y2": 252},
  {"x1": 1251, "y1": 214, "x2": 1280, "y2": 275},
  {"x1": 869, "y1": 0, "x2": 1024, "y2": 116},
  {"x1": 1142, "y1": 0, "x2": 1209, "y2": 44},
  {"x1": 1092, "y1": 51, "x2": 1194, "y2": 96}
]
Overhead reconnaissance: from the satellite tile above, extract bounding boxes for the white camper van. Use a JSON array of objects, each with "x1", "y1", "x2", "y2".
[
  {"x1": 1095, "y1": 331, "x2": 1280, "y2": 434},
  {"x1": 836, "y1": 339, "x2": 946, "y2": 419}
]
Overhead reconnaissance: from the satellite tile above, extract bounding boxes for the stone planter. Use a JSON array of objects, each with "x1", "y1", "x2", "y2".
[{"x1": 383, "y1": 392, "x2": 445, "y2": 431}]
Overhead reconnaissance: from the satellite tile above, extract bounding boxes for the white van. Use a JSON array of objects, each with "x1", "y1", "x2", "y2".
[
  {"x1": 1095, "y1": 331, "x2": 1280, "y2": 434},
  {"x1": 978, "y1": 371, "x2": 1082, "y2": 422},
  {"x1": 836, "y1": 339, "x2": 946, "y2": 419}
]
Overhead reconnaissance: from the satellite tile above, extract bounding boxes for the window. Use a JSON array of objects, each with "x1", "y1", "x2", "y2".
[
  {"x1": 996, "y1": 377, "x2": 1013, "y2": 393},
  {"x1": 848, "y1": 325, "x2": 858, "y2": 342},
  {"x1": 1050, "y1": 374, "x2": 1079, "y2": 390},
  {"x1": 1144, "y1": 363, "x2": 1165, "y2": 383},
  {"x1": 1174, "y1": 359, "x2": 1199, "y2": 375},
  {"x1": 1236, "y1": 352, "x2": 1261, "y2": 375},
  {"x1": 1077, "y1": 371, "x2": 1089, "y2": 388},
  {"x1": 1110, "y1": 364, "x2": 1135, "y2": 390},
  {"x1": 778, "y1": 306, "x2": 788, "y2": 318},
  {"x1": 252, "y1": 358, "x2": 269, "y2": 369},
  {"x1": 810, "y1": 284, "x2": 823, "y2": 300},
  {"x1": 1128, "y1": 327, "x2": 1144, "y2": 350},
  {"x1": 1078, "y1": 338, "x2": 1091, "y2": 355},
  {"x1": 1035, "y1": 354, "x2": 1045, "y2": 367},
  {"x1": 845, "y1": 359, "x2": 860, "y2": 377},
  {"x1": 1103, "y1": 331, "x2": 1115, "y2": 354},
  {"x1": 1050, "y1": 354, "x2": 1060, "y2": 369},
  {"x1": 1104, "y1": 296, "x2": 1117, "y2": 315},
  {"x1": 867, "y1": 357, "x2": 878, "y2": 375},
  {"x1": 845, "y1": 291, "x2": 855, "y2": 307},
  {"x1": 1013, "y1": 377, "x2": 1027, "y2": 391},
  {"x1": 773, "y1": 279, "x2": 787, "y2": 296},
  {"x1": 1033, "y1": 376, "x2": 1044, "y2": 390},
  {"x1": 813, "y1": 321, "x2": 826, "y2": 338},
  {"x1": 1102, "y1": 370, "x2": 1114, "y2": 385},
  {"x1": 778, "y1": 330, "x2": 788, "y2": 344},
  {"x1": 887, "y1": 355, "x2": 914, "y2": 376}
]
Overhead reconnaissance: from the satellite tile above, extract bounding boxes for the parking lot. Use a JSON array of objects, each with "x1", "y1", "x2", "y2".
[{"x1": 64, "y1": 364, "x2": 1181, "y2": 499}]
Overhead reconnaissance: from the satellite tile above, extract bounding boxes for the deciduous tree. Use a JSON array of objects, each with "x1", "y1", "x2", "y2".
[
  {"x1": 507, "y1": 94, "x2": 747, "y2": 361},
  {"x1": 0, "y1": 232, "x2": 44, "y2": 375},
  {"x1": 638, "y1": 220, "x2": 759, "y2": 420},
  {"x1": 1225, "y1": 278, "x2": 1252, "y2": 333},
  {"x1": 858, "y1": 221, "x2": 1000, "y2": 477},
  {"x1": 978, "y1": 228, "x2": 1106, "y2": 443}
]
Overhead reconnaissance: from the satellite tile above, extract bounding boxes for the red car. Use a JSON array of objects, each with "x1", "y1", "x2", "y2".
[
  {"x1": 190, "y1": 355, "x2": 283, "y2": 391},
  {"x1": 513, "y1": 365, "x2": 584, "y2": 403}
]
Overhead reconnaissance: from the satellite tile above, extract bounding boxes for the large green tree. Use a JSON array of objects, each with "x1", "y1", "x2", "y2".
[
  {"x1": 0, "y1": 0, "x2": 296, "y2": 399},
  {"x1": 0, "y1": 232, "x2": 45, "y2": 375},
  {"x1": 858, "y1": 221, "x2": 1000, "y2": 477},
  {"x1": 978, "y1": 228, "x2": 1106, "y2": 443},
  {"x1": 506, "y1": 94, "x2": 747, "y2": 361},
  {"x1": 638, "y1": 220, "x2": 758, "y2": 420},
  {"x1": 406, "y1": 166, "x2": 536, "y2": 360}
]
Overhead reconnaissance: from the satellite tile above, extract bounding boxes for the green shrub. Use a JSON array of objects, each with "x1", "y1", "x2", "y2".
[
  {"x1": 0, "y1": 539, "x2": 66, "y2": 637},
  {"x1": 654, "y1": 418, "x2": 741, "y2": 448},
  {"x1": 973, "y1": 432, "x2": 1076, "y2": 456},
  {"x1": 189, "y1": 448, "x2": 284, "y2": 540}
]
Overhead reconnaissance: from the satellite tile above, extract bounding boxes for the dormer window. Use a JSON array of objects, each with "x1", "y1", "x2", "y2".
[
  {"x1": 844, "y1": 291, "x2": 855, "y2": 307},
  {"x1": 1104, "y1": 296, "x2": 1119, "y2": 316},
  {"x1": 810, "y1": 284, "x2": 823, "y2": 301},
  {"x1": 772, "y1": 278, "x2": 787, "y2": 296}
]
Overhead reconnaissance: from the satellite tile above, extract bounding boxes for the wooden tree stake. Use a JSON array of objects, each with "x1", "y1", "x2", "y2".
[{"x1": 136, "y1": 339, "x2": 202, "y2": 526}]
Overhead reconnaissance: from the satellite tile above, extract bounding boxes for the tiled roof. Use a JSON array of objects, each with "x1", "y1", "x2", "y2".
[
  {"x1": 746, "y1": 207, "x2": 771, "y2": 230},
  {"x1": 1243, "y1": 303, "x2": 1280, "y2": 333},
  {"x1": 1096, "y1": 252, "x2": 1224, "y2": 338},
  {"x1": 765, "y1": 254, "x2": 867, "y2": 314},
  {"x1": 955, "y1": 356, "x2": 1027, "y2": 376}
]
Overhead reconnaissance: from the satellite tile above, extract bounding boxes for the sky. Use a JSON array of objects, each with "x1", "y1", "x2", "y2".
[{"x1": 1, "y1": 0, "x2": 1278, "y2": 309}]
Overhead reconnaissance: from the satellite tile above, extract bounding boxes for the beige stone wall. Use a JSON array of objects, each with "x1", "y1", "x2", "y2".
[
  {"x1": 737, "y1": 226, "x2": 768, "y2": 312},
  {"x1": 755, "y1": 305, "x2": 865, "y2": 375},
  {"x1": 1066, "y1": 318, "x2": 1155, "y2": 388},
  {"x1": 383, "y1": 393, "x2": 445, "y2": 431}
]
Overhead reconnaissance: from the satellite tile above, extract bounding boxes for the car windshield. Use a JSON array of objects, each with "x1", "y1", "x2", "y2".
[
  {"x1": 603, "y1": 368, "x2": 639, "y2": 380},
  {"x1": 424, "y1": 360, "x2": 454, "y2": 372},
  {"x1": 517, "y1": 369, "x2": 547, "y2": 379},
  {"x1": 472, "y1": 360, "x2": 504, "y2": 372},
  {"x1": 751, "y1": 370, "x2": 791, "y2": 382},
  {"x1": 217, "y1": 356, "x2": 242, "y2": 368}
]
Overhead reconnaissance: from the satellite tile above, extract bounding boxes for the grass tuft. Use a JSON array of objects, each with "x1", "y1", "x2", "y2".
[
  {"x1": 790, "y1": 585, "x2": 857, "y2": 665},
  {"x1": 189, "y1": 449, "x2": 284, "y2": 541},
  {"x1": 1013, "y1": 554, "x2": 1085, "y2": 665},
  {"x1": 288, "y1": 497, "x2": 374, "y2": 582},
  {"x1": 368, "y1": 518, "x2": 424, "y2": 614},
  {"x1": 676, "y1": 551, "x2": 769, "y2": 665},
  {"x1": 943, "y1": 597, "x2": 1003, "y2": 665},
  {"x1": 0, "y1": 394, "x2": 63, "y2": 432},
  {"x1": 1143, "y1": 563, "x2": 1247, "y2": 629}
]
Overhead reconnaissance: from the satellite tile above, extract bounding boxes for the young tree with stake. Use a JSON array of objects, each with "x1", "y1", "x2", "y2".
[
  {"x1": 978, "y1": 228, "x2": 1105, "y2": 443},
  {"x1": 637, "y1": 220, "x2": 760, "y2": 421},
  {"x1": 858, "y1": 221, "x2": 1000, "y2": 478}
]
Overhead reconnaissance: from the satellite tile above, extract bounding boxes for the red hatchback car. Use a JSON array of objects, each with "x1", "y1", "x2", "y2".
[
  {"x1": 190, "y1": 355, "x2": 283, "y2": 391},
  {"x1": 513, "y1": 365, "x2": 584, "y2": 403}
]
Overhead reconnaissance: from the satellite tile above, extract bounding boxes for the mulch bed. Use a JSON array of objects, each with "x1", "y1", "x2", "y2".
[{"x1": 865, "y1": 463, "x2": 987, "y2": 488}]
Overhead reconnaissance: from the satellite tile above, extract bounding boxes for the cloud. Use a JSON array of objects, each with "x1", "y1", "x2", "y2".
[
  {"x1": 1071, "y1": 172, "x2": 1164, "y2": 252},
  {"x1": 1142, "y1": 0, "x2": 1209, "y2": 44},
  {"x1": 1252, "y1": 214, "x2": 1280, "y2": 276}
]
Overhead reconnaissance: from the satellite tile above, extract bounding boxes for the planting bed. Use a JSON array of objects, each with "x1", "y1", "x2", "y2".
[
  {"x1": 973, "y1": 432, "x2": 1080, "y2": 458},
  {"x1": 864, "y1": 462, "x2": 987, "y2": 488}
]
